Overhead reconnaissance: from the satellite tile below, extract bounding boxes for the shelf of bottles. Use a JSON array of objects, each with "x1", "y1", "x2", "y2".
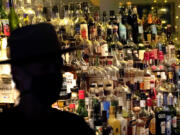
[{"x1": 0, "y1": 0, "x2": 180, "y2": 134}]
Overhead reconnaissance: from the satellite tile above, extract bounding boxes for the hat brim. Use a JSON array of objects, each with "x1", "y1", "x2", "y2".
[{"x1": 0, "y1": 45, "x2": 86, "y2": 65}]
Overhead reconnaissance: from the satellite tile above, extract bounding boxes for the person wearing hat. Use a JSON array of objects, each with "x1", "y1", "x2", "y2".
[{"x1": 0, "y1": 23, "x2": 95, "y2": 135}]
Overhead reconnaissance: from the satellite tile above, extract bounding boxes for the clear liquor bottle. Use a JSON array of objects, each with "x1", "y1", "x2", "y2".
[
  {"x1": 155, "y1": 92, "x2": 166, "y2": 135},
  {"x1": 15, "y1": 0, "x2": 24, "y2": 27},
  {"x1": 116, "y1": 106, "x2": 127, "y2": 135},
  {"x1": 23, "y1": 0, "x2": 35, "y2": 25}
]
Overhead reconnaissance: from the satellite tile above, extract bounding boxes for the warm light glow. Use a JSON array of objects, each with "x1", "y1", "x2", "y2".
[
  {"x1": 162, "y1": 20, "x2": 166, "y2": 24},
  {"x1": 178, "y1": 5, "x2": 180, "y2": 8},
  {"x1": 153, "y1": 0, "x2": 157, "y2": 3},
  {"x1": 164, "y1": 0, "x2": 168, "y2": 3},
  {"x1": 176, "y1": 16, "x2": 179, "y2": 19},
  {"x1": 175, "y1": 25, "x2": 178, "y2": 29},
  {"x1": 160, "y1": 8, "x2": 167, "y2": 12},
  {"x1": 151, "y1": 7, "x2": 154, "y2": 10}
]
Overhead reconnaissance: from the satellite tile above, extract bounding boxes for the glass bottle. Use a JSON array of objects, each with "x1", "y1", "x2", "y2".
[
  {"x1": 116, "y1": 106, "x2": 127, "y2": 135},
  {"x1": 51, "y1": 5, "x2": 61, "y2": 31},
  {"x1": 163, "y1": 92, "x2": 172, "y2": 135},
  {"x1": 118, "y1": 13, "x2": 126, "y2": 44},
  {"x1": 34, "y1": 4, "x2": 46, "y2": 24},
  {"x1": 8, "y1": 0, "x2": 19, "y2": 32},
  {"x1": 23, "y1": 0, "x2": 35, "y2": 25},
  {"x1": 15, "y1": 0, "x2": 24, "y2": 27},
  {"x1": 155, "y1": 92, "x2": 166, "y2": 135},
  {"x1": 108, "y1": 106, "x2": 121, "y2": 135},
  {"x1": 146, "y1": 96, "x2": 156, "y2": 135},
  {"x1": 131, "y1": 6, "x2": 139, "y2": 44},
  {"x1": 167, "y1": 92, "x2": 177, "y2": 134},
  {"x1": 74, "y1": 3, "x2": 88, "y2": 40},
  {"x1": 94, "y1": 98, "x2": 103, "y2": 135},
  {"x1": 0, "y1": 0, "x2": 10, "y2": 36},
  {"x1": 102, "y1": 110, "x2": 113, "y2": 135},
  {"x1": 77, "y1": 90, "x2": 88, "y2": 118}
]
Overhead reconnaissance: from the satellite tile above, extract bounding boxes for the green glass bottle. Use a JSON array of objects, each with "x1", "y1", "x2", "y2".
[
  {"x1": 8, "y1": 0, "x2": 19, "y2": 32},
  {"x1": 77, "y1": 90, "x2": 88, "y2": 118}
]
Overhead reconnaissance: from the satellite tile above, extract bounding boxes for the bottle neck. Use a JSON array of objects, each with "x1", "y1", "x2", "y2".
[
  {"x1": 64, "y1": 10, "x2": 69, "y2": 18},
  {"x1": 9, "y1": 0, "x2": 14, "y2": 8},
  {"x1": 0, "y1": 0, "x2": 3, "y2": 10}
]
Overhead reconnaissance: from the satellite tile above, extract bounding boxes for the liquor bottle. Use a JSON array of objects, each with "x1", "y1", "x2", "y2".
[
  {"x1": 163, "y1": 92, "x2": 172, "y2": 135},
  {"x1": 101, "y1": 11, "x2": 108, "y2": 40},
  {"x1": 126, "y1": 93, "x2": 136, "y2": 135},
  {"x1": 122, "y1": 8, "x2": 132, "y2": 43},
  {"x1": 116, "y1": 106, "x2": 127, "y2": 135},
  {"x1": 76, "y1": 90, "x2": 88, "y2": 118},
  {"x1": 102, "y1": 110, "x2": 113, "y2": 135},
  {"x1": 167, "y1": 92, "x2": 177, "y2": 134},
  {"x1": 74, "y1": 3, "x2": 88, "y2": 40},
  {"x1": 137, "y1": 93, "x2": 148, "y2": 135},
  {"x1": 175, "y1": 94, "x2": 180, "y2": 134},
  {"x1": 23, "y1": 0, "x2": 35, "y2": 25},
  {"x1": 155, "y1": 92, "x2": 166, "y2": 135},
  {"x1": 34, "y1": 4, "x2": 46, "y2": 24},
  {"x1": 51, "y1": 5, "x2": 61, "y2": 31},
  {"x1": 8, "y1": 0, "x2": 19, "y2": 32},
  {"x1": 0, "y1": 0, "x2": 8, "y2": 19},
  {"x1": 94, "y1": 98, "x2": 103, "y2": 135},
  {"x1": 131, "y1": 6, "x2": 139, "y2": 44},
  {"x1": 108, "y1": 106, "x2": 121, "y2": 135},
  {"x1": 118, "y1": 13, "x2": 126, "y2": 44},
  {"x1": 146, "y1": 96, "x2": 156, "y2": 135},
  {"x1": 16, "y1": 0, "x2": 24, "y2": 27},
  {"x1": 0, "y1": 0, "x2": 10, "y2": 36}
]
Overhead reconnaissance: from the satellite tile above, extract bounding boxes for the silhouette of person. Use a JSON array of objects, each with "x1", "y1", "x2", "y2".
[{"x1": 0, "y1": 23, "x2": 95, "y2": 135}]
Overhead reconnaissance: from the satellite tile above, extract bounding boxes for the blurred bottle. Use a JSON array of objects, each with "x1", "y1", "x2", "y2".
[{"x1": 8, "y1": 0, "x2": 19, "y2": 32}]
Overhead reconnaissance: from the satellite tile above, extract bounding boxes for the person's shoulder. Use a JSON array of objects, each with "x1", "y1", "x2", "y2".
[
  {"x1": 49, "y1": 108, "x2": 85, "y2": 123},
  {"x1": 49, "y1": 108, "x2": 95, "y2": 135}
]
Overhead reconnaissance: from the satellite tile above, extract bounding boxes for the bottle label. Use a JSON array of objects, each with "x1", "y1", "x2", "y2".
[
  {"x1": 160, "y1": 121, "x2": 166, "y2": 134},
  {"x1": 149, "y1": 118, "x2": 156, "y2": 135},
  {"x1": 172, "y1": 116, "x2": 177, "y2": 128},
  {"x1": 166, "y1": 115, "x2": 172, "y2": 135},
  {"x1": 147, "y1": 34, "x2": 151, "y2": 42},
  {"x1": 119, "y1": 24, "x2": 126, "y2": 40},
  {"x1": 145, "y1": 128, "x2": 149, "y2": 135},
  {"x1": 79, "y1": 90, "x2": 85, "y2": 99},
  {"x1": 101, "y1": 43, "x2": 109, "y2": 56},
  {"x1": 151, "y1": 24, "x2": 157, "y2": 35},
  {"x1": 139, "y1": 127, "x2": 145, "y2": 135},
  {"x1": 140, "y1": 100, "x2": 146, "y2": 107},
  {"x1": 139, "y1": 50, "x2": 145, "y2": 60},
  {"x1": 95, "y1": 126, "x2": 103, "y2": 135},
  {"x1": 161, "y1": 72, "x2": 167, "y2": 80},
  {"x1": 144, "y1": 76, "x2": 151, "y2": 90},
  {"x1": 0, "y1": 19, "x2": 10, "y2": 37},
  {"x1": 138, "y1": 26, "x2": 144, "y2": 34},
  {"x1": 80, "y1": 24, "x2": 88, "y2": 39}
]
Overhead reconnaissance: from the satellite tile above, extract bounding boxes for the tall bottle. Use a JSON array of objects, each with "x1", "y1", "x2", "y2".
[
  {"x1": 108, "y1": 106, "x2": 121, "y2": 135},
  {"x1": 76, "y1": 90, "x2": 88, "y2": 118},
  {"x1": 167, "y1": 92, "x2": 177, "y2": 135},
  {"x1": 163, "y1": 92, "x2": 172, "y2": 135},
  {"x1": 116, "y1": 106, "x2": 127, "y2": 135},
  {"x1": 8, "y1": 0, "x2": 19, "y2": 32},
  {"x1": 155, "y1": 92, "x2": 166, "y2": 135}
]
